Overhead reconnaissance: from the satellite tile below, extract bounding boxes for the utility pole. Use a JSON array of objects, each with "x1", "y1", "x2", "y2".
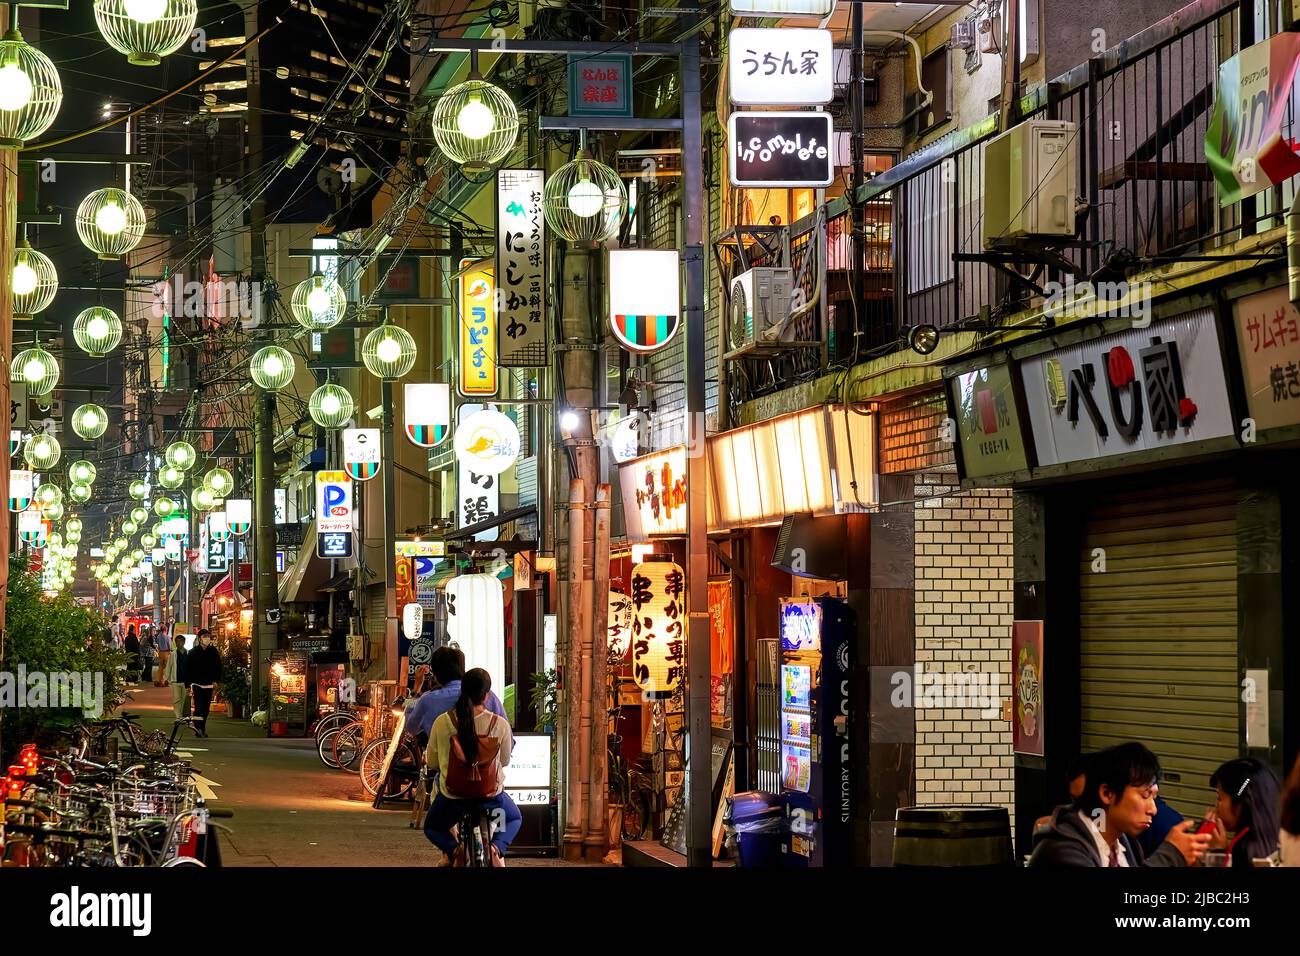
[
  {"x1": 0, "y1": 137, "x2": 16, "y2": 722},
  {"x1": 849, "y1": 3, "x2": 866, "y2": 326},
  {"x1": 381, "y1": 374, "x2": 398, "y2": 680},
  {"x1": 245, "y1": 0, "x2": 275, "y2": 712}
]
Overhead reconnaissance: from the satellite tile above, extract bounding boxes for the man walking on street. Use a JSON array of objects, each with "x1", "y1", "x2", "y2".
[
  {"x1": 187, "y1": 629, "x2": 222, "y2": 738},
  {"x1": 155, "y1": 625, "x2": 173, "y2": 687},
  {"x1": 171, "y1": 632, "x2": 190, "y2": 719}
]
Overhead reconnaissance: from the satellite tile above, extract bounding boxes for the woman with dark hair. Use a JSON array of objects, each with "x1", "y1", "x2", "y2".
[
  {"x1": 123, "y1": 625, "x2": 140, "y2": 683},
  {"x1": 424, "y1": 668, "x2": 521, "y2": 866},
  {"x1": 1206, "y1": 758, "x2": 1281, "y2": 866},
  {"x1": 1281, "y1": 755, "x2": 1300, "y2": 866}
]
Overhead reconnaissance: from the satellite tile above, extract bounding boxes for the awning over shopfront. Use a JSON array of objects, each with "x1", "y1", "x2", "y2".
[
  {"x1": 318, "y1": 572, "x2": 353, "y2": 594},
  {"x1": 279, "y1": 522, "x2": 333, "y2": 604},
  {"x1": 445, "y1": 505, "x2": 537, "y2": 544},
  {"x1": 706, "y1": 403, "x2": 877, "y2": 529}
]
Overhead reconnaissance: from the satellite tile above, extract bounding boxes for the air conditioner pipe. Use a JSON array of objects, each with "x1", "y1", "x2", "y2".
[{"x1": 1289, "y1": 188, "x2": 1300, "y2": 308}]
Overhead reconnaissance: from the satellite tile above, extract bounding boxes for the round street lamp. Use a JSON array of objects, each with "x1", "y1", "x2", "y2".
[
  {"x1": 542, "y1": 156, "x2": 626, "y2": 247},
  {"x1": 128, "y1": 479, "x2": 149, "y2": 500},
  {"x1": 291, "y1": 273, "x2": 346, "y2": 331},
  {"x1": 72, "y1": 403, "x2": 109, "y2": 440},
  {"x1": 95, "y1": 0, "x2": 198, "y2": 67},
  {"x1": 431, "y1": 72, "x2": 519, "y2": 176},
  {"x1": 73, "y1": 306, "x2": 124, "y2": 356},
  {"x1": 12, "y1": 345, "x2": 59, "y2": 396},
  {"x1": 250, "y1": 345, "x2": 295, "y2": 391},
  {"x1": 12, "y1": 242, "x2": 57, "y2": 318},
  {"x1": 0, "y1": 21, "x2": 62, "y2": 147},
  {"x1": 192, "y1": 487, "x2": 216, "y2": 511},
  {"x1": 76, "y1": 188, "x2": 146, "y2": 260},
  {"x1": 308, "y1": 383, "x2": 353, "y2": 429},
  {"x1": 159, "y1": 464, "x2": 185, "y2": 489},
  {"x1": 153, "y1": 496, "x2": 175, "y2": 518},
  {"x1": 130, "y1": 506, "x2": 148, "y2": 524},
  {"x1": 361, "y1": 324, "x2": 417, "y2": 380},
  {"x1": 164, "y1": 440, "x2": 196, "y2": 471},
  {"x1": 202, "y1": 467, "x2": 233, "y2": 496},
  {"x1": 24, "y1": 433, "x2": 60, "y2": 471},
  {"x1": 69, "y1": 460, "x2": 96, "y2": 485}
]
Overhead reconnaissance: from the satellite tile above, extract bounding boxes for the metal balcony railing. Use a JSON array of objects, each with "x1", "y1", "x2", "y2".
[{"x1": 726, "y1": 0, "x2": 1269, "y2": 409}]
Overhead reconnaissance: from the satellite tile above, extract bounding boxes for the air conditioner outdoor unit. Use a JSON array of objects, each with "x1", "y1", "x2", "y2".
[
  {"x1": 982, "y1": 119, "x2": 1077, "y2": 249},
  {"x1": 728, "y1": 267, "x2": 794, "y2": 356}
]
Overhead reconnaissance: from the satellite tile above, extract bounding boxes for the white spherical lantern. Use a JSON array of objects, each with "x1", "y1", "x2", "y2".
[
  {"x1": 73, "y1": 306, "x2": 123, "y2": 356},
  {"x1": 361, "y1": 324, "x2": 417, "y2": 380},
  {"x1": 250, "y1": 345, "x2": 295, "y2": 391},
  {"x1": 94, "y1": 0, "x2": 197, "y2": 67},
  {"x1": 431, "y1": 77, "x2": 519, "y2": 176},
  {"x1": 291, "y1": 273, "x2": 346, "y2": 331},
  {"x1": 164, "y1": 440, "x2": 196, "y2": 471},
  {"x1": 12, "y1": 242, "x2": 57, "y2": 317},
  {"x1": 76, "y1": 188, "x2": 146, "y2": 260},
  {"x1": 542, "y1": 156, "x2": 626, "y2": 247},
  {"x1": 12, "y1": 345, "x2": 59, "y2": 396},
  {"x1": 72, "y1": 403, "x2": 109, "y2": 440},
  {"x1": 24, "y1": 433, "x2": 60, "y2": 471},
  {"x1": 0, "y1": 27, "x2": 62, "y2": 147},
  {"x1": 308, "y1": 383, "x2": 353, "y2": 429}
]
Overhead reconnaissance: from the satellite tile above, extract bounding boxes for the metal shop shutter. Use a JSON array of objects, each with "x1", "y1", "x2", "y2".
[{"x1": 1078, "y1": 479, "x2": 1238, "y2": 816}]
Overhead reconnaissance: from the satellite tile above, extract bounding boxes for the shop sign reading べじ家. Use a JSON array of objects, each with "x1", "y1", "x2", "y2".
[
  {"x1": 1232, "y1": 286, "x2": 1300, "y2": 432},
  {"x1": 1020, "y1": 309, "x2": 1234, "y2": 468}
]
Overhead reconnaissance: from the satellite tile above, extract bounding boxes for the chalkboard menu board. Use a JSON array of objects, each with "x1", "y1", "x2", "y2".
[
  {"x1": 269, "y1": 651, "x2": 309, "y2": 732},
  {"x1": 728, "y1": 111, "x2": 834, "y2": 188}
]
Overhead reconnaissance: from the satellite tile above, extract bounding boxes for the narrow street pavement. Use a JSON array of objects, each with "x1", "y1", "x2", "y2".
[{"x1": 121, "y1": 684, "x2": 591, "y2": 867}]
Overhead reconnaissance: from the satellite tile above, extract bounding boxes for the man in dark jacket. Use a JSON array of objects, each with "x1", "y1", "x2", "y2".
[
  {"x1": 186, "y1": 629, "x2": 223, "y2": 738},
  {"x1": 1029, "y1": 742, "x2": 1209, "y2": 867}
]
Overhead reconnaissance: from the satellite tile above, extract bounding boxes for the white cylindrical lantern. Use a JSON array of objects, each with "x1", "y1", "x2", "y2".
[
  {"x1": 444, "y1": 573, "x2": 504, "y2": 687},
  {"x1": 608, "y1": 591, "x2": 633, "y2": 660},
  {"x1": 630, "y1": 559, "x2": 686, "y2": 700},
  {"x1": 402, "y1": 602, "x2": 424, "y2": 639}
]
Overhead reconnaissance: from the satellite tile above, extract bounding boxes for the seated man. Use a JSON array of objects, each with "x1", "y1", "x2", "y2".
[
  {"x1": 406, "y1": 646, "x2": 508, "y2": 744},
  {"x1": 1029, "y1": 742, "x2": 1208, "y2": 867},
  {"x1": 424, "y1": 668, "x2": 521, "y2": 866}
]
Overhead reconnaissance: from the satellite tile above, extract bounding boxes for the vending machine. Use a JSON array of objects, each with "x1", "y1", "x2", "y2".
[{"x1": 778, "y1": 596, "x2": 854, "y2": 867}]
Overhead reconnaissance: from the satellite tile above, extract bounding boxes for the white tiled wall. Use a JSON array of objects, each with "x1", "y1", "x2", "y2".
[{"x1": 912, "y1": 471, "x2": 1016, "y2": 833}]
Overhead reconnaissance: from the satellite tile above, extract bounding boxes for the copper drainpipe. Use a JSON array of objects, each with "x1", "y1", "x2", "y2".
[
  {"x1": 586, "y1": 484, "x2": 612, "y2": 857},
  {"x1": 562, "y1": 479, "x2": 588, "y2": 857}
]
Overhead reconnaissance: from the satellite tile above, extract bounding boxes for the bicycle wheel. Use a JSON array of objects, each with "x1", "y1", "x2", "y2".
[
  {"x1": 316, "y1": 728, "x2": 345, "y2": 770},
  {"x1": 331, "y1": 722, "x2": 364, "y2": 773},
  {"x1": 314, "y1": 710, "x2": 357, "y2": 740},
  {"x1": 359, "y1": 738, "x2": 419, "y2": 800}
]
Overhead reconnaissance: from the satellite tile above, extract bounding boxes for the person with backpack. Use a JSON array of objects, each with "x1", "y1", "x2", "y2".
[{"x1": 423, "y1": 668, "x2": 521, "y2": 867}]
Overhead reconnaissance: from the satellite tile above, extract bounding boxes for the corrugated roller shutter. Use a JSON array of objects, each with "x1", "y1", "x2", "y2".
[
  {"x1": 1078, "y1": 480, "x2": 1238, "y2": 815},
  {"x1": 365, "y1": 583, "x2": 387, "y2": 639}
]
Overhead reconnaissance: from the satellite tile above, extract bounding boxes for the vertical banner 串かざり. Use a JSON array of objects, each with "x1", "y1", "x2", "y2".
[
  {"x1": 496, "y1": 170, "x2": 547, "y2": 367},
  {"x1": 1012, "y1": 620, "x2": 1044, "y2": 756},
  {"x1": 459, "y1": 258, "x2": 498, "y2": 398}
]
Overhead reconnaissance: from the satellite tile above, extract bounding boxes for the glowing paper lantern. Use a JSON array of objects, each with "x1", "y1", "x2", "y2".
[
  {"x1": 72, "y1": 403, "x2": 109, "y2": 439},
  {"x1": 402, "y1": 602, "x2": 424, "y2": 639},
  {"x1": 164, "y1": 440, "x2": 196, "y2": 470},
  {"x1": 444, "y1": 573, "x2": 504, "y2": 686},
  {"x1": 608, "y1": 591, "x2": 633, "y2": 660},
  {"x1": 225, "y1": 498, "x2": 251, "y2": 535},
  {"x1": 630, "y1": 559, "x2": 686, "y2": 700},
  {"x1": 453, "y1": 407, "x2": 520, "y2": 476}
]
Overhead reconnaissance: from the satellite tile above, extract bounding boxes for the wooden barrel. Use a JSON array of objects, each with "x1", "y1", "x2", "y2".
[{"x1": 892, "y1": 806, "x2": 1013, "y2": 867}]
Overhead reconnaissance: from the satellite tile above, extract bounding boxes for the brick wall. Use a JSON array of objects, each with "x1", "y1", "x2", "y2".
[{"x1": 912, "y1": 470, "x2": 1016, "y2": 833}]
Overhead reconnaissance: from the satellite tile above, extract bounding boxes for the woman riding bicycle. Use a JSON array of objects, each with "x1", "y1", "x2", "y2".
[{"x1": 424, "y1": 668, "x2": 521, "y2": 867}]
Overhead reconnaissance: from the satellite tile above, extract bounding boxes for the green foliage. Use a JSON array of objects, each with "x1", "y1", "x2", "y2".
[
  {"x1": 2, "y1": 555, "x2": 129, "y2": 763},
  {"x1": 220, "y1": 636, "x2": 251, "y2": 711},
  {"x1": 530, "y1": 669, "x2": 558, "y2": 733}
]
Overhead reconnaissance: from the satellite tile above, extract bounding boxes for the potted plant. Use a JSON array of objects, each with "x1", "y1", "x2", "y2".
[
  {"x1": 608, "y1": 743, "x2": 631, "y2": 846},
  {"x1": 221, "y1": 664, "x2": 250, "y2": 719}
]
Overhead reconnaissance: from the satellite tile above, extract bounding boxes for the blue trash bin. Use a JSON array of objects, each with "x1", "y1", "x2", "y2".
[{"x1": 726, "y1": 791, "x2": 785, "y2": 867}]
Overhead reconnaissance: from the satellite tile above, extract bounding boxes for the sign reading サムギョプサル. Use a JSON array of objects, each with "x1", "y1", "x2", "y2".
[
  {"x1": 1020, "y1": 309, "x2": 1234, "y2": 469},
  {"x1": 1232, "y1": 285, "x2": 1300, "y2": 433}
]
